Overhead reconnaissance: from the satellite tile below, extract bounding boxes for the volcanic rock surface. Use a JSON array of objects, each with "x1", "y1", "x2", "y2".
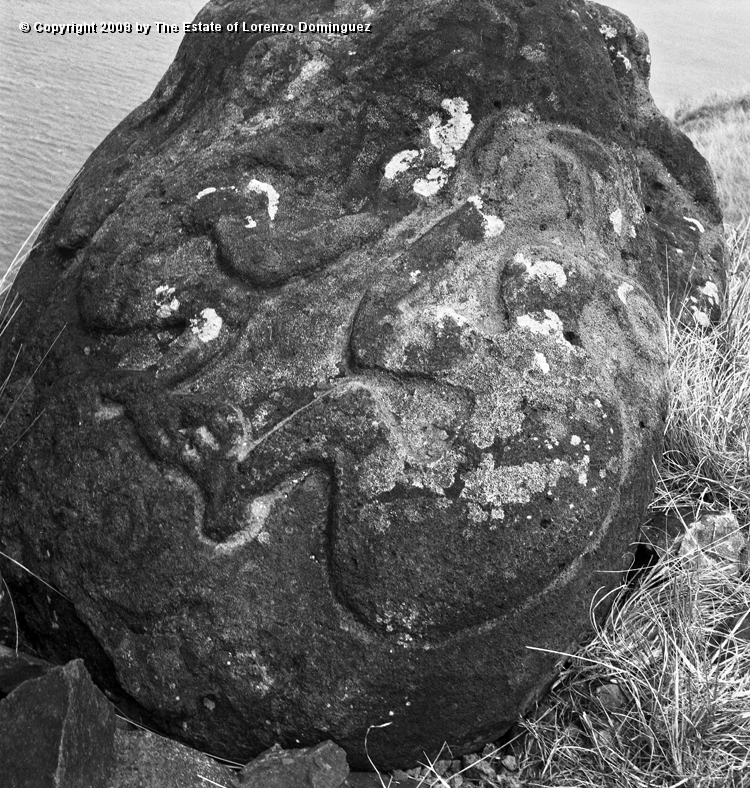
[{"x1": 0, "y1": 0, "x2": 725, "y2": 770}]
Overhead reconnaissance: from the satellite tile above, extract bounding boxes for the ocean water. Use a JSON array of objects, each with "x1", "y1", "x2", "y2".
[
  {"x1": 1, "y1": 0, "x2": 749, "y2": 278},
  {"x1": 0, "y1": 0, "x2": 200, "y2": 276},
  {"x1": 605, "y1": 0, "x2": 750, "y2": 111}
]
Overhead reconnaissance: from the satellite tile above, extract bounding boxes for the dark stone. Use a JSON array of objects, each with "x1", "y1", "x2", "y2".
[
  {"x1": 0, "y1": 659, "x2": 115, "y2": 788},
  {"x1": 0, "y1": 0, "x2": 725, "y2": 771},
  {"x1": 239, "y1": 741, "x2": 348, "y2": 788},
  {"x1": 0, "y1": 645, "x2": 55, "y2": 699},
  {"x1": 107, "y1": 729, "x2": 239, "y2": 788}
]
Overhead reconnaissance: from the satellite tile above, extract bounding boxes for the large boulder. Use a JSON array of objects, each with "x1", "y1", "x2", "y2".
[{"x1": 0, "y1": 0, "x2": 725, "y2": 770}]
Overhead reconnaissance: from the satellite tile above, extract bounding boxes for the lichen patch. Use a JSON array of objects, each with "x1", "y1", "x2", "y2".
[
  {"x1": 467, "y1": 196, "x2": 505, "y2": 238},
  {"x1": 94, "y1": 403, "x2": 126, "y2": 422},
  {"x1": 691, "y1": 306, "x2": 711, "y2": 328},
  {"x1": 155, "y1": 286, "x2": 180, "y2": 319},
  {"x1": 699, "y1": 281, "x2": 719, "y2": 304},
  {"x1": 414, "y1": 168, "x2": 448, "y2": 197},
  {"x1": 246, "y1": 179, "x2": 280, "y2": 220},
  {"x1": 609, "y1": 208, "x2": 623, "y2": 236},
  {"x1": 534, "y1": 352, "x2": 550, "y2": 374},
  {"x1": 683, "y1": 216, "x2": 705, "y2": 234},
  {"x1": 616, "y1": 51, "x2": 632, "y2": 71},
  {"x1": 285, "y1": 56, "x2": 329, "y2": 99},
  {"x1": 190, "y1": 308, "x2": 223, "y2": 343},
  {"x1": 384, "y1": 149, "x2": 421, "y2": 179},
  {"x1": 459, "y1": 454, "x2": 565, "y2": 520},
  {"x1": 428, "y1": 97, "x2": 474, "y2": 170},
  {"x1": 514, "y1": 252, "x2": 567, "y2": 288},
  {"x1": 520, "y1": 44, "x2": 547, "y2": 63},
  {"x1": 617, "y1": 282, "x2": 633, "y2": 304},
  {"x1": 516, "y1": 310, "x2": 573, "y2": 349}
]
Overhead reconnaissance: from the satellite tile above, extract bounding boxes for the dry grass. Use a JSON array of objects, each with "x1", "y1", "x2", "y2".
[
  {"x1": 516, "y1": 520, "x2": 750, "y2": 788},
  {"x1": 407, "y1": 96, "x2": 750, "y2": 788},
  {"x1": 652, "y1": 220, "x2": 750, "y2": 525},
  {"x1": 504, "y1": 96, "x2": 750, "y2": 786},
  {"x1": 676, "y1": 87, "x2": 750, "y2": 228}
]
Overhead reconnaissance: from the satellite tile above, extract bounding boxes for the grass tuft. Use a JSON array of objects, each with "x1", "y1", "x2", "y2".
[
  {"x1": 676, "y1": 86, "x2": 750, "y2": 228},
  {"x1": 651, "y1": 219, "x2": 750, "y2": 525},
  {"x1": 517, "y1": 525, "x2": 750, "y2": 787}
]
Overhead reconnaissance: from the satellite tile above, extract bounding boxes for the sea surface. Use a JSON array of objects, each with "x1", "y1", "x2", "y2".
[{"x1": 1, "y1": 0, "x2": 749, "y2": 278}]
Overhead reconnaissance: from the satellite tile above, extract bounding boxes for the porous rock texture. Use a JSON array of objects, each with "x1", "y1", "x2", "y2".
[{"x1": 0, "y1": 0, "x2": 725, "y2": 771}]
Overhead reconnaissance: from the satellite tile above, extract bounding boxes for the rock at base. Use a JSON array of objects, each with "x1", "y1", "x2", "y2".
[
  {"x1": 0, "y1": 644, "x2": 55, "y2": 698},
  {"x1": 0, "y1": 659, "x2": 115, "y2": 788},
  {"x1": 239, "y1": 741, "x2": 349, "y2": 788},
  {"x1": 107, "y1": 728, "x2": 239, "y2": 788}
]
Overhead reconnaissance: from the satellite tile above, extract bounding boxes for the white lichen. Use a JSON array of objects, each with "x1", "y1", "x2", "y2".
[
  {"x1": 520, "y1": 44, "x2": 547, "y2": 63},
  {"x1": 286, "y1": 57, "x2": 328, "y2": 99},
  {"x1": 609, "y1": 208, "x2": 623, "y2": 236},
  {"x1": 190, "y1": 308, "x2": 223, "y2": 343},
  {"x1": 428, "y1": 97, "x2": 474, "y2": 170},
  {"x1": 516, "y1": 310, "x2": 573, "y2": 349},
  {"x1": 683, "y1": 216, "x2": 705, "y2": 234},
  {"x1": 195, "y1": 426, "x2": 219, "y2": 450},
  {"x1": 246, "y1": 179, "x2": 280, "y2": 220},
  {"x1": 460, "y1": 454, "x2": 565, "y2": 521},
  {"x1": 699, "y1": 281, "x2": 719, "y2": 304},
  {"x1": 411, "y1": 98, "x2": 473, "y2": 197},
  {"x1": 578, "y1": 455, "x2": 590, "y2": 486},
  {"x1": 691, "y1": 307, "x2": 711, "y2": 328},
  {"x1": 413, "y1": 168, "x2": 447, "y2": 197},
  {"x1": 617, "y1": 282, "x2": 634, "y2": 304},
  {"x1": 534, "y1": 352, "x2": 550, "y2": 374},
  {"x1": 599, "y1": 24, "x2": 618, "y2": 39},
  {"x1": 196, "y1": 187, "x2": 217, "y2": 200},
  {"x1": 244, "y1": 216, "x2": 257, "y2": 229},
  {"x1": 467, "y1": 195, "x2": 505, "y2": 238},
  {"x1": 616, "y1": 51, "x2": 632, "y2": 71},
  {"x1": 514, "y1": 252, "x2": 567, "y2": 287},
  {"x1": 384, "y1": 149, "x2": 421, "y2": 179},
  {"x1": 571, "y1": 435, "x2": 582, "y2": 446},
  {"x1": 155, "y1": 286, "x2": 180, "y2": 319},
  {"x1": 94, "y1": 403, "x2": 125, "y2": 422}
]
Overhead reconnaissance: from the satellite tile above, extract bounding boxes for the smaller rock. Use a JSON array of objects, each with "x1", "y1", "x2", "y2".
[
  {"x1": 0, "y1": 644, "x2": 55, "y2": 698},
  {"x1": 239, "y1": 741, "x2": 348, "y2": 788},
  {"x1": 595, "y1": 682, "x2": 627, "y2": 713},
  {"x1": 679, "y1": 512, "x2": 748, "y2": 575},
  {"x1": 431, "y1": 759, "x2": 453, "y2": 777},
  {"x1": 0, "y1": 658, "x2": 115, "y2": 788},
  {"x1": 108, "y1": 729, "x2": 239, "y2": 788},
  {"x1": 460, "y1": 752, "x2": 498, "y2": 782}
]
